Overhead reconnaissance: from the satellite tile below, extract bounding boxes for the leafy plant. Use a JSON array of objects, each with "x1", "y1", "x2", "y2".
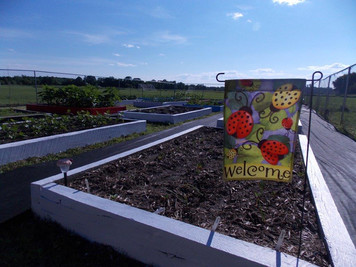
[
  {"x1": 0, "y1": 112, "x2": 123, "y2": 144},
  {"x1": 38, "y1": 85, "x2": 120, "y2": 108}
]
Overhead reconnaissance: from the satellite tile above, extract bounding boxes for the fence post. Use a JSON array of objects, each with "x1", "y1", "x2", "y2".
[
  {"x1": 34, "y1": 71, "x2": 38, "y2": 104},
  {"x1": 341, "y1": 67, "x2": 351, "y2": 124},
  {"x1": 324, "y1": 76, "x2": 331, "y2": 119}
]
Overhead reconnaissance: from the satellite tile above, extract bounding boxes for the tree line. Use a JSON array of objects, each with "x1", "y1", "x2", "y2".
[{"x1": 0, "y1": 75, "x2": 224, "y2": 91}]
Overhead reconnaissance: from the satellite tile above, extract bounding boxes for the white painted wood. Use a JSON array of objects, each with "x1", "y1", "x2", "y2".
[
  {"x1": 299, "y1": 134, "x2": 356, "y2": 267},
  {"x1": 0, "y1": 120, "x2": 146, "y2": 166},
  {"x1": 31, "y1": 181, "x2": 316, "y2": 267},
  {"x1": 31, "y1": 125, "x2": 317, "y2": 266},
  {"x1": 216, "y1": 117, "x2": 223, "y2": 128},
  {"x1": 123, "y1": 105, "x2": 212, "y2": 124}
]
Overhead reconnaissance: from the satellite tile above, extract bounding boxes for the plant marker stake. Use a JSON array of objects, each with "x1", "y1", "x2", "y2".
[
  {"x1": 275, "y1": 229, "x2": 286, "y2": 251},
  {"x1": 206, "y1": 216, "x2": 221, "y2": 247},
  {"x1": 85, "y1": 179, "x2": 90, "y2": 193},
  {"x1": 56, "y1": 159, "x2": 72, "y2": 186},
  {"x1": 154, "y1": 207, "x2": 165, "y2": 215},
  {"x1": 275, "y1": 230, "x2": 286, "y2": 267}
]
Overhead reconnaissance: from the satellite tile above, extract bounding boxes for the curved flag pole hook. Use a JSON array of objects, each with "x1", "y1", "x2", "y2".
[
  {"x1": 297, "y1": 70, "x2": 323, "y2": 265},
  {"x1": 216, "y1": 72, "x2": 225, "y2": 83}
]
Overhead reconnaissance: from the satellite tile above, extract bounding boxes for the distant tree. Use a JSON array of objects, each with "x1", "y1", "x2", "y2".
[
  {"x1": 84, "y1": 75, "x2": 97, "y2": 86},
  {"x1": 333, "y1": 72, "x2": 356, "y2": 95},
  {"x1": 73, "y1": 76, "x2": 86, "y2": 86},
  {"x1": 38, "y1": 76, "x2": 59, "y2": 85},
  {"x1": 100, "y1": 76, "x2": 118, "y2": 87}
]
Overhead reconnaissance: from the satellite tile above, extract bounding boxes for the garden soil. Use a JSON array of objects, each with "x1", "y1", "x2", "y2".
[{"x1": 68, "y1": 126, "x2": 330, "y2": 267}]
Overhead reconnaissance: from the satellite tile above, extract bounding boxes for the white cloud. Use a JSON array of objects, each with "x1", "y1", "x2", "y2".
[
  {"x1": 113, "y1": 53, "x2": 121, "y2": 57},
  {"x1": 116, "y1": 62, "x2": 136, "y2": 67},
  {"x1": 123, "y1": 44, "x2": 140, "y2": 48},
  {"x1": 298, "y1": 63, "x2": 348, "y2": 72},
  {"x1": 273, "y1": 0, "x2": 306, "y2": 6},
  {"x1": 247, "y1": 19, "x2": 252, "y2": 23},
  {"x1": 174, "y1": 70, "x2": 246, "y2": 84},
  {"x1": 249, "y1": 68, "x2": 290, "y2": 78},
  {"x1": 157, "y1": 31, "x2": 187, "y2": 44},
  {"x1": 0, "y1": 27, "x2": 33, "y2": 39},
  {"x1": 123, "y1": 44, "x2": 135, "y2": 48},
  {"x1": 227, "y1": 12, "x2": 244, "y2": 20},
  {"x1": 159, "y1": 53, "x2": 165, "y2": 57},
  {"x1": 66, "y1": 31, "x2": 110, "y2": 45}
]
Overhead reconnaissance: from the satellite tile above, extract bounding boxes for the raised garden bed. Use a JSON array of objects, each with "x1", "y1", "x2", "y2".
[
  {"x1": 133, "y1": 100, "x2": 187, "y2": 108},
  {"x1": 123, "y1": 105, "x2": 211, "y2": 124},
  {"x1": 184, "y1": 104, "x2": 223, "y2": 112},
  {"x1": 0, "y1": 119, "x2": 146, "y2": 166},
  {"x1": 26, "y1": 104, "x2": 126, "y2": 115},
  {"x1": 31, "y1": 126, "x2": 356, "y2": 266}
]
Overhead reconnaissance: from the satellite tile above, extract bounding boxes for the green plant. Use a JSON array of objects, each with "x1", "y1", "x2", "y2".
[{"x1": 38, "y1": 85, "x2": 120, "y2": 108}]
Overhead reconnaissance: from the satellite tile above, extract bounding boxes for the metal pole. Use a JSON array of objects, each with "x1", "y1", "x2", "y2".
[
  {"x1": 324, "y1": 76, "x2": 331, "y2": 119},
  {"x1": 34, "y1": 71, "x2": 38, "y2": 104},
  {"x1": 341, "y1": 67, "x2": 351, "y2": 124}
]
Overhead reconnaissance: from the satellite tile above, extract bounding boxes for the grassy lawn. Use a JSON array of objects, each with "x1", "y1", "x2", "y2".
[
  {"x1": 0, "y1": 85, "x2": 224, "y2": 107},
  {"x1": 0, "y1": 85, "x2": 38, "y2": 106},
  {"x1": 118, "y1": 87, "x2": 224, "y2": 100},
  {"x1": 303, "y1": 95, "x2": 356, "y2": 140}
]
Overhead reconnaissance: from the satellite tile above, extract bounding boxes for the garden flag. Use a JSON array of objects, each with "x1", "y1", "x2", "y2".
[{"x1": 223, "y1": 79, "x2": 306, "y2": 182}]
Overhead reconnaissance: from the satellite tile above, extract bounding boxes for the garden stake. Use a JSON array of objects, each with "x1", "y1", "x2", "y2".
[
  {"x1": 206, "y1": 216, "x2": 221, "y2": 247},
  {"x1": 85, "y1": 178, "x2": 90, "y2": 193}
]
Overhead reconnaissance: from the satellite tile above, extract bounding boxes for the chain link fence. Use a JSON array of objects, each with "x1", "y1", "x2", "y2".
[
  {"x1": 303, "y1": 64, "x2": 356, "y2": 139},
  {"x1": 0, "y1": 69, "x2": 224, "y2": 107}
]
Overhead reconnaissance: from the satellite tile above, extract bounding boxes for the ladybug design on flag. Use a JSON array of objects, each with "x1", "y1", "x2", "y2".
[
  {"x1": 260, "y1": 83, "x2": 301, "y2": 124},
  {"x1": 258, "y1": 139, "x2": 289, "y2": 165},
  {"x1": 272, "y1": 84, "x2": 301, "y2": 110},
  {"x1": 226, "y1": 106, "x2": 254, "y2": 138}
]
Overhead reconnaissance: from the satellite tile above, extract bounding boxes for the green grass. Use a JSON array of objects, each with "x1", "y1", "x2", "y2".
[
  {"x1": 0, "y1": 85, "x2": 224, "y2": 107},
  {"x1": 0, "y1": 85, "x2": 38, "y2": 106},
  {"x1": 0, "y1": 107, "x2": 26, "y2": 117},
  {"x1": 118, "y1": 87, "x2": 224, "y2": 100},
  {"x1": 303, "y1": 95, "x2": 356, "y2": 140}
]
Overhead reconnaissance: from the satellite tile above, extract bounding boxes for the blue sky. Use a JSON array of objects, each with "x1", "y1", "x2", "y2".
[{"x1": 1, "y1": 0, "x2": 355, "y2": 84}]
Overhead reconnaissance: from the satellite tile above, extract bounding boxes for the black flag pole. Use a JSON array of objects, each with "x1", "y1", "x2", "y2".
[{"x1": 296, "y1": 71, "x2": 323, "y2": 265}]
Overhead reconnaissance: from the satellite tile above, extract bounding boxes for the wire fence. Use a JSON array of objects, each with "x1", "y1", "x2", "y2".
[
  {"x1": 303, "y1": 64, "x2": 356, "y2": 139},
  {"x1": 1, "y1": 66, "x2": 355, "y2": 138},
  {"x1": 0, "y1": 69, "x2": 224, "y2": 107}
]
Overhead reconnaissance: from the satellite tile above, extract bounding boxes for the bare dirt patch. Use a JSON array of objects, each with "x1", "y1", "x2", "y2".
[{"x1": 68, "y1": 127, "x2": 330, "y2": 266}]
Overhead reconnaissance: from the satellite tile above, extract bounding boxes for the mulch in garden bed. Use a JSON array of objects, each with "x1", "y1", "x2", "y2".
[
  {"x1": 134, "y1": 105, "x2": 201, "y2": 114},
  {"x1": 67, "y1": 126, "x2": 331, "y2": 266}
]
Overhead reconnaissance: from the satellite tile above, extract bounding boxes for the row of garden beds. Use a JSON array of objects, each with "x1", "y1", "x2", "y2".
[{"x1": 0, "y1": 105, "x2": 212, "y2": 166}]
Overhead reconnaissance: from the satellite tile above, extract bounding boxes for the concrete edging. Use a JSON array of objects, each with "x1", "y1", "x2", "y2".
[
  {"x1": 32, "y1": 125, "x2": 315, "y2": 267},
  {"x1": 123, "y1": 105, "x2": 212, "y2": 124},
  {"x1": 0, "y1": 120, "x2": 146, "y2": 166}
]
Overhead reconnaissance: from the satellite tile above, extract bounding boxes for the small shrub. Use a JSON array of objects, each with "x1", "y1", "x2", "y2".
[{"x1": 38, "y1": 85, "x2": 120, "y2": 108}]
